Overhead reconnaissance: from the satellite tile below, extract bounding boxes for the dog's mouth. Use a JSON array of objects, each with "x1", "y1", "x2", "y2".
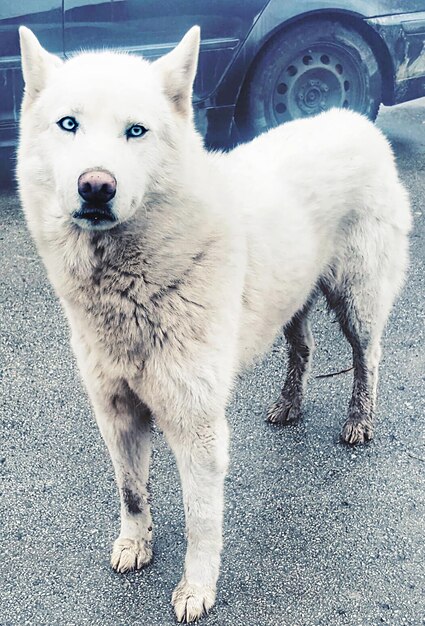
[{"x1": 72, "y1": 203, "x2": 118, "y2": 228}]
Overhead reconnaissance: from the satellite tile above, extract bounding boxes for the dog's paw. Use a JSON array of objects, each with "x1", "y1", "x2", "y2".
[
  {"x1": 111, "y1": 537, "x2": 152, "y2": 573},
  {"x1": 341, "y1": 417, "x2": 373, "y2": 445},
  {"x1": 172, "y1": 578, "x2": 216, "y2": 623},
  {"x1": 266, "y1": 395, "x2": 302, "y2": 424}
]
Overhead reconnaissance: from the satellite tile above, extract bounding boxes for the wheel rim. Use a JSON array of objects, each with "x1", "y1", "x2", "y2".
[{"x1": 270, "y1": 42, "x2": 366, "y2": 124}]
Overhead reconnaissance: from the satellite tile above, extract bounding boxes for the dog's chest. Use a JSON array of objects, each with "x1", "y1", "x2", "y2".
[{"x1": 66, "y1": 258, "x2": 205, "y2": 376}]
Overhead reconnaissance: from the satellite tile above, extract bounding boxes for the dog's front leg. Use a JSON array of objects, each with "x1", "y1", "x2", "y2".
[
  {"x1": 67, "y1": 314, "x2": 154, "y2": 572},
  {"x1": 88, "y1": 380, "x2": 154, "y2": 573},
  {"x1": 162, "y1": 413, "x2": 229, "y2": 623}
]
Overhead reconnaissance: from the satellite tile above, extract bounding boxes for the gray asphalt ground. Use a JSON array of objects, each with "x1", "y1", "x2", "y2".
[{"x1": 1, "y1": 102, "x2": 424, "y2": 626}]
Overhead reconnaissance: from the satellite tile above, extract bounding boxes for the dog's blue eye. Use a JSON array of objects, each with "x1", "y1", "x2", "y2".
[
  {"x1": 57, "y1": 116, "x2": 78, "y2": 132},
  {"x1": 126, "y1": 124, "x2": 147, "y2": 139}
]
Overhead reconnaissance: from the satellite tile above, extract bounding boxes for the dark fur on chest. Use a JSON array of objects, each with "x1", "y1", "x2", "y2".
[{"x1": 68, "y1": 231, "x2": 208, "y2": 368}]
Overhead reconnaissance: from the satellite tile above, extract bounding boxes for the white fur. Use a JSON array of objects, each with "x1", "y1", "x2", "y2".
[{"x1": 17, "y1": 25, "x2": 411, "y2": 623}]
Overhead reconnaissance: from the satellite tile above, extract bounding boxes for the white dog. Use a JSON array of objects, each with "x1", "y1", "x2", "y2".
[{"x1": 17, "y1": 26, "x2": 411, "y2": 622}]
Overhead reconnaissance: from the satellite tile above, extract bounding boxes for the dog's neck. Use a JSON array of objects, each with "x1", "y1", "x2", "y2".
[{"x1": 38, "y1": 174, "x2": 221, "y2": 306}]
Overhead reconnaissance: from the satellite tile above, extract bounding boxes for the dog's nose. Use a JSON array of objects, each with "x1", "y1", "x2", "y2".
[{"x1": 78, "y1": 170, "x2": 117, "y2": 204}]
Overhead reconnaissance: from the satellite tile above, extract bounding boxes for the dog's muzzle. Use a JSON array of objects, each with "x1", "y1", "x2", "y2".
[{"x1": 72, "y1": 169, "x2": 118, "y2": 228}]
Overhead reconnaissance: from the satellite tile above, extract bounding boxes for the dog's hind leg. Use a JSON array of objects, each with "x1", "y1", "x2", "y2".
[
  {"x1": 267, "y1": 299, "x2": 316, "y2": 424},
  {"x1": 321, "y1": 218, "x2": 409, "y2": 445},
  {"x1": 88, "y1": 379, "x2": 154, "y2": 572},
  {"x1": 322, "y1": 277, "x2": 384, "y2": 445}
]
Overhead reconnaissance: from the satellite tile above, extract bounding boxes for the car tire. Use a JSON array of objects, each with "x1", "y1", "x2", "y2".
[{"x1": 239, "y1": 19, "x2": 382, "y2": 138}]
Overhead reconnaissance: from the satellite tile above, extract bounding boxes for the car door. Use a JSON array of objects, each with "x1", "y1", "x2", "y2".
[
  {"x1": 0, "y1": 1, "x2": 63, "y2": 151},
  {"x1": 63, "y1": 0, "x2": 267, "y2": 104}
]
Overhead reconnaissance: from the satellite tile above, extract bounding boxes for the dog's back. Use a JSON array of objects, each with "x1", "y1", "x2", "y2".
[{"x1": 222, "y1": 109, "x2": 411, "y2": 364}]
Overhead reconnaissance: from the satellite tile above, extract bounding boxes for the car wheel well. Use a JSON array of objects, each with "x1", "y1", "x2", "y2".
[{"x1": 234, "y1": 11, "x2": 394, "y2": 134}]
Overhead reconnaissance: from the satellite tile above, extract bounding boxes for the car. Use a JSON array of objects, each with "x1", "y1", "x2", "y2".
[{"x1": 1, "y1": 0, "x2": 425, "y2": 186}]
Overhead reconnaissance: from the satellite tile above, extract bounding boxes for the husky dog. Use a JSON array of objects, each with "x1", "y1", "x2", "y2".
[{"x1": 18, "y1": 25, "x2": 411, "y2": 622}]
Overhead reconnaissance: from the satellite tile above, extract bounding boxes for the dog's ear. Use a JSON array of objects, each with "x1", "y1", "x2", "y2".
[
  {"x1": 154, "y1": 26, "x2": 200, "y2": 118},
  {"x1": 19, "y1": 26, "x2": 62, "y2": 99}
]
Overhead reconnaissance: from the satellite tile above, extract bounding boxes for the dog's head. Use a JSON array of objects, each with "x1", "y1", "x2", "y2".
[{"x1": 18, "y1": 26, "x2": 201, "y2": 232}]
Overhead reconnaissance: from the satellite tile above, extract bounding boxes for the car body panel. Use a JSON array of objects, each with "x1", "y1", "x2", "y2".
[
  {"x1": 0, "y1": 1, "x2": 62, "y2": 147},
  {"x1": 367, "y1": 11, "x2": 425, "y2": 103},
  {"x1": 63, "y1": 0, "x2": 266, "y2": 102}
]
